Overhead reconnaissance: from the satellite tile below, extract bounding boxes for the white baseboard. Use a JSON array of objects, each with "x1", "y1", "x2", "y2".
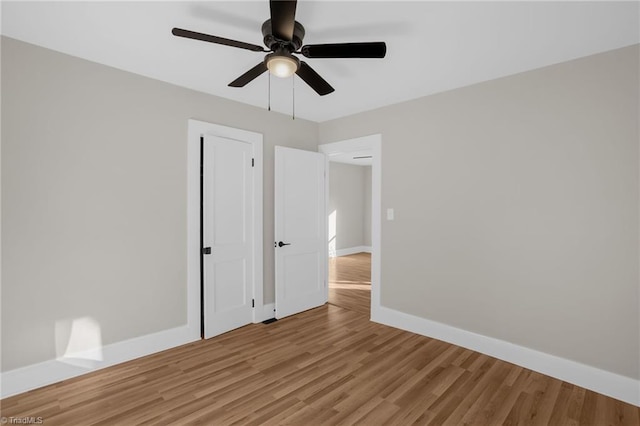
[
  {"x1": 2, "y1": 302, "x2": 280, "y2": 399},
  {"x1": 0, "y1": 324, "x2": 199, "y2": 399},
  {"x1": 332, "y1": 246, "x2": 372, "y2": 257},
  {"x1": 254, "y1": 303, "x2": 276, "y2": 323},
  {"x1": 6, "y1": 303, "x2": 636, "y2": 408},
  {"x1": 371, "y1": 305, "x2": 640, "y2": 407}
]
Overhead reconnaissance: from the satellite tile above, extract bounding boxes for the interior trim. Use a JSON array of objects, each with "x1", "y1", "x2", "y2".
[
  {"x1": 318, "y1": 134, "x2": 382, "y2": 315},
  {"x1": 0, "y1": 325, "x2": 197, "y2": 399},
  {"x1": 372, "y1": 305, "x2": 640, "y2": 407}
]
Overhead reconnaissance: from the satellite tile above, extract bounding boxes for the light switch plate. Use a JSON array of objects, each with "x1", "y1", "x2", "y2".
[{"x1": 387, "y1": 208, "x2": 394, "y2": 221}]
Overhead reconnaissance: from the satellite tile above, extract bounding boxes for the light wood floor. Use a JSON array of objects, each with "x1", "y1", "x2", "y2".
[
  {"x1": 2, "y1": 253, "x2": 639, "y2": 425},
  {"x1": 329, "y1": 252, "x2": 371, "y2": 314}
]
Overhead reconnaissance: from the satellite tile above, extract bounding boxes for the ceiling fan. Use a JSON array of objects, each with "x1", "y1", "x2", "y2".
[{"x1": 172, "y1": 0, "x2": 386, "y2": 96}]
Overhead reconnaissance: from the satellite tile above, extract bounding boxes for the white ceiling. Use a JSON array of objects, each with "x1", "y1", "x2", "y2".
[{"x1": 2, "y1": 1, "x2": 638, "y2": 122}]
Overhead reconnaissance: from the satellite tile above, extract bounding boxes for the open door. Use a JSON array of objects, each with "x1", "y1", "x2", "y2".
[
  {"x1": 274, "y1": 146, "x2": 327, "y2": 319},
  {"x1": 202, "y1": 134, "x2": 254, "y2": 338}
]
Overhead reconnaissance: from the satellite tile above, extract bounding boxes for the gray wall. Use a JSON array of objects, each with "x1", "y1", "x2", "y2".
[
  {"x1": 3, "y1": 34, "x2": 639, "y2": 383},
  {"x1": 319, "y1": 45, "x2": 640, "y2": 380},
  {"x1": 1, "y1": 37, "x2": 319, "y2": 371},
  {"x1": 328, "y1": 162, "x2": 369, "y2": 251}
]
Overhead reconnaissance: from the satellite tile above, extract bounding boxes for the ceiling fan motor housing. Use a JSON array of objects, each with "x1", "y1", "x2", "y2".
[{"x1": 261, "y1": 19, "x2": 305, "y2": 52}]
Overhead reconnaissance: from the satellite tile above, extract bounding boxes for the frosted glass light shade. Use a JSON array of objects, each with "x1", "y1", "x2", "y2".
[{"x1": 267, "y1": 55, "x2": 299, "y2": 78}]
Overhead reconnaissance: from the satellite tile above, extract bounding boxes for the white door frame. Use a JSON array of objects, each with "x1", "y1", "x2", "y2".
[
  {"x1": 187, "y1": 119, "x2": 264, "y2": 339},
  {"x1": 318, "y1": 134, "x2": 382, "y2": 319}
]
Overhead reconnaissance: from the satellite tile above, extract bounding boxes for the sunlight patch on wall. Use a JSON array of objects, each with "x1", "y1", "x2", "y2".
[
  {"x1": 55, "y1": 316, "x2": 103, "y2": 369},
  {"x1": 328, "y1": 209, "x2": 337, "y2": 257}
]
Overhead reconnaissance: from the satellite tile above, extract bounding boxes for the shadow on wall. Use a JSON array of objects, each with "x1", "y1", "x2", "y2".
[{"x1": 55, "y1": 316, "x2": 103, "y2": 369}]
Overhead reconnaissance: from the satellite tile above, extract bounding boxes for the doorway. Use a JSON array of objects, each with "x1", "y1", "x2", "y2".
[
  {"x1": 326, "y1": 159, "x2": 372, "y2": 314},
  {"x1": 319, "y1": 134, "x2": 381, "y2": 319},
  {"x1": 187, "y1": 119, "x2": 264, "y2": 341},
  {"x1": 201, "y1": 134, "x2": 255, "y2": 338},
  {"x1": 329, "y1": 252, "x2": 371, "y2": 314}
]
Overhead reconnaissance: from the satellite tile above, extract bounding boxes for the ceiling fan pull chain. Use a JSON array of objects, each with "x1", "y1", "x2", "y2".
[
  {"x1": 292, "y1": 74, "x2": 295, "y2": 120},
  {"x1": 268, "y1": 72, "x2": 271, "y2": 111}
]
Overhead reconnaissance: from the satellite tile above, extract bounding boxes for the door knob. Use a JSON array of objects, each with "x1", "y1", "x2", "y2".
[{"x1": 277, "y1": 241, "x2": 291, "y2": 247}]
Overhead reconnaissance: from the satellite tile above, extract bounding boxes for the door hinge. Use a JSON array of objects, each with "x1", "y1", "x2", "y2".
[
  {"x1": 202, "y1": 247, "x2": 211, "y2": 255},
  {"x1": 252, "y1": 299, "x2": 255, "y2": 308},
  {"x1": 252, "y1": 158, "x2": 254, "y2": 167}
]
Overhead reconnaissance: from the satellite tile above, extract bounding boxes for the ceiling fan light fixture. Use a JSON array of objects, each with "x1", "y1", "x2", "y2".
[{"x1": 265, "y1": 53, "x2": 299, "y2": 78}]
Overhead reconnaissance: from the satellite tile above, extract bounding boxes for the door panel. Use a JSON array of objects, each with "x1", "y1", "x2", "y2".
[
  {"x1": 282, "y1": 252, "x2": 323, "y2": 298},
  {"x1": 212, "y1": 259, "x2": 246, "y2": 311},
  {"x1": 203, "y1": 135, "x2": 253, "y2": 338},
  {"x1": 212, "y1": 141, "x2": 247, "y2": 245},
  {"x1": 275, "y1": 146, "x2": 326, "y2": 319}
]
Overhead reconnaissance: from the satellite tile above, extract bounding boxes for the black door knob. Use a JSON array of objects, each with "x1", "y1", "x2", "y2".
[{"x1": 278, "y1": 241, "x2": 291, "y2": 247}]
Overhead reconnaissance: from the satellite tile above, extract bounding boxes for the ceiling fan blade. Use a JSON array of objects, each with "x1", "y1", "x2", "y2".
[
  {"x1": 301, "y1": 42, "x2": 387, "y2": 58},
  {"x1": 295, "y1": 61, "x2": 334, "y2": 96},
  {"x1": 270, "y1": 0, "x2": 297, "y2": 41},
  {"x1": 228, "y1": 62, "x2": 268, "y2": 87},
  {"x1": 172, "y1": 28, "x2": 265, "y2": 52}
]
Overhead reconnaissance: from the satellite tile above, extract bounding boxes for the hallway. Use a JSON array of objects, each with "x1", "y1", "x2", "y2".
[{"x1": 328, "y1": 252, "x2": 371, "y2": 314}]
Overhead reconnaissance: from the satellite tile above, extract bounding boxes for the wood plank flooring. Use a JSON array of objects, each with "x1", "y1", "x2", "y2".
[
  {"x1": 2, "y1": 253, "x2": 639, "y2": 425},
  {"x1": 328, "y1": 252, "x2": 371, "y2": 314}
]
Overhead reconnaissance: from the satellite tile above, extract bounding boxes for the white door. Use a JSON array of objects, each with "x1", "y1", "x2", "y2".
[
  {"x1": 203, "y1": 134, "x2": 254, "y2": 338},
  {"x1": 274, "y1": 146, "x2": 327, "y2": 319}
]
